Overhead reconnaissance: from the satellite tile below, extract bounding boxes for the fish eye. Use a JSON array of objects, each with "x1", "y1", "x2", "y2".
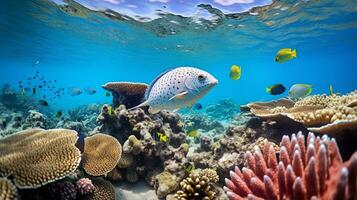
[{"x1": 198, "y1": 74, "x2": 206, "y2": 81}]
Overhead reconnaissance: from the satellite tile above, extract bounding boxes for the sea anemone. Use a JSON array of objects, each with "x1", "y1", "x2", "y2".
[{"x1": 224, "y1": 132, "x2": 357, "y2": 200}]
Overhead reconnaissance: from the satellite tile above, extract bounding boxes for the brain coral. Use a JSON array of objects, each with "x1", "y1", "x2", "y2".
[
  {"x1": 82, "y1": 133, "x2": 122, "y2": 176},
  {"x1": 0, "y1": 129, "x2": 81, "y2": 188},
  {"x1": 224, "y1": 132, "x2": 357, "y2": 200},
  {"x1": 0, "y1": 178, "x2": 17, "y2": 200},
  {"x1": 83, "y1": 178, "x2": 115, "y2": 200}
]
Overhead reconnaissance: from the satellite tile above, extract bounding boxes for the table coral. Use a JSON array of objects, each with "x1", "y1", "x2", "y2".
[
  {"x1": 82, "y1": 133, "x2": 122, "y2": 176},
  {"x1": 224, "y1": 132, "x2": 357, "y2": 200},
  {"x1": 0, "y1": 129, "x2": 81, "y2": 188},
  {"x1": 102, "y1": 82, "x2": 148, "y2": 108}
]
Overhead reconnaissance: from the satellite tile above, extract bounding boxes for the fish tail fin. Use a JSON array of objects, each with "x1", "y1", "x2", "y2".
[
  {"x1": 266, "y1": 87, "x2": 271, "y2": 93},
  {"x1": 292, "y1": 49, "x2": 297, "y2": 58}
]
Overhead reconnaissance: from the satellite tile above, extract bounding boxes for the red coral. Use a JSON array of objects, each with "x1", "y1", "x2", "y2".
[{"x1": 224, "y1": 132, "x2": 357, "y2": 200}]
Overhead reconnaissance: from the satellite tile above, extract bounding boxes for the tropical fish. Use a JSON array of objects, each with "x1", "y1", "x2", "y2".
[
  {"x1": 289, "y1": 84, "x2": 312, "y2": 98},
  {"x1": 84, "y1": 87, "x2": 97, "y2": 95},
  {"x1": 108, "y1": 106, "x2": 115, "y2": 115},
  {"x1": 229, "y1": 65, "x2": 242, "y2": 80},
  {"x1": 56, "y1": 111, "x2": 62, "y2": 118},
  {"x1": 39, "y1": 99, "x2": 48, "y2": 106},
  {"x1": 187, "y1": 129, "x2": 199, "y2": 138},
  {"x1": 129, "y1": 67, "x2": 218, "y2": 113},
  {"x1": 192, "y1": 103, "x2": 203, "y2": 110},
  {"x1": 266, "y1": 84, "x2": 286, "y2": 95},
  {"x1": 275, "y1": 48, "x2": 297, "y2": 63},
  {"x1": 330, "y1": 84, "x2": 334, "y2": 95},
  {"x1": 105, "y1": 92, "x2": 111, "y2": 97},
  {"x1": 183, "y1": 162, "x2": 195, "y2": 174},
  {"x1": 156, "y1": 132, "x2": 168, "y2": 143},
  {"x1": 68, "y1": 87, "x2": 82, "y2": 96},
  {"x1": 21, "y1": 88, "x2": 26, "y2": 96}
]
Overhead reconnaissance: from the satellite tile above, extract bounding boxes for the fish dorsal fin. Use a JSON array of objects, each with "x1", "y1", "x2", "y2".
[
  {"x1": 280, "y1": 48, "x2": 291, "y2": 52},
  {"x1": 145, "y1": 68, "x2": 173, "y2": 100}
]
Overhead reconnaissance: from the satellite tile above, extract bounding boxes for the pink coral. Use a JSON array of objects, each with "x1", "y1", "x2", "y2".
[
  {"x1": 224, "y1": 132, "x2": 357, "y2": 200},
  {"x1": 76, "y1": 178, "x2": 95, "y2": 195}
]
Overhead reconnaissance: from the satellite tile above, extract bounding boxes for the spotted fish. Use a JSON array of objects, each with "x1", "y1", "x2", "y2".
[{"x1": 130, "y1": 67, "x2": 218, "y2": 113}]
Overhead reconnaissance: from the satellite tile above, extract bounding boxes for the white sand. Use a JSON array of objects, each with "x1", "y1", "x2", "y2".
[{"x1": 114, "y1": 181, "x2": 158, "y2": 200}]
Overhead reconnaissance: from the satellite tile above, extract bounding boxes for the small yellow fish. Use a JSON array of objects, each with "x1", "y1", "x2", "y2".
[
  {"x1": 157, "y1": 132, "x2": 168, "y2": 143},
  {"x1": 275, "y1": 48, "x2": 297, "y2": 64},
  {"x1": 329, "y1": 85, "x2": 334, "y2": 95},
  {"x1": 21, "y1": 88, "x2": 25, "y2": 96},
  {"x1": 183, "y1": 162, "x2": 195, "y2": 174},
  {"x1": 229, "y1": 65, "x2": 242, "y2": 80},
  {"x1": 108, "y1": 106, "x2": 115, "y2": 115},
  {"x1": 187, "y1": 129, "x2": 199, "y2": 138}
]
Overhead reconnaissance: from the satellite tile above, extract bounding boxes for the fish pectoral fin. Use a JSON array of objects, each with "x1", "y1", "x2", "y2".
[
  {"x1": 148, "y1": 107, "x2": 161, "y2": 114},
  {"x1": 169, "y1": 91, "x2": 188, "y2": 101}
]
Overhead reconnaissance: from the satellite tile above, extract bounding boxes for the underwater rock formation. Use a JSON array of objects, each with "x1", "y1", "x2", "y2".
[
  {"x1": 0, "y1": 129, "x2": 81, "y2": 189},
  {"x1": 102, "y1": 82, "x2": 148, "y2": 108},
  {"x1": 224, "y1": 132, "x2": 357, "y2": 200},
  {"x1": 205, "y1": 99, "x2": 241, "y2": 121}
]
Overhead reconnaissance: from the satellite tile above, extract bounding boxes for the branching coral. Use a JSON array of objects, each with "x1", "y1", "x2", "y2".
[
  {"x1": 224, "y1": 132, "x2": 357, "y2": 200},
  {"x1": 82, "y1": 133, "x2": 122, "y2": 176},
  {"x1": 76, "y1": 178, "x2": 95, "y2": 195},
  {"x1": 0, "y1": 178, "x2": 17, "y2": 200},
  {"x1": 174, "y1": 169, "x2": 219, "y2": 200},
  {"x1": 0, "y1": 129, "x2": 81, "y2": 188}
]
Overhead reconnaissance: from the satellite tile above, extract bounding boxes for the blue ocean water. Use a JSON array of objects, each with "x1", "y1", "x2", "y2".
[{"x1": 1, "y1": 0, "x2": 357, "y2": 111}]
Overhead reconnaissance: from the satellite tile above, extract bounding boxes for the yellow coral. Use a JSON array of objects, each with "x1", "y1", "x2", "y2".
[
  {"x1": 174, "y1": 171, "x2": 217, "y2": 200},
  {"x1": 0, "y1": 178, "x2": 17, "y2": 200},
  {"x1": 83, "y1": 133, "x2": 122, "y2": 176},
  {"x1": 0, "y1": 129, "x2": 81, "y2": 188},
  {"x1": 199, "y1": 169, "x2": 219, "y2": 183}
]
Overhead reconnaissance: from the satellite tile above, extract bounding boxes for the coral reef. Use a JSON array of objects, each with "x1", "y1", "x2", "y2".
[
  {"x1": 82, "y1": 133, "x2": 122, "y2": 176},
  {"x1": 102, "y1": 82, "x2": 148, "y2": 108},
  {"x1": 173, "y1": 169, "x2": 219, "y2": 200},
  {"x1": 76, "y1": 178, "x2": 95, "y2": 195},
  {"x1": 205, "y1": 99, "x2": 241, "y2": 121},
  {"x1": 243, "y1": 92, "x2": 357, "y2": 135},
  {"x1": 182, "y1": 113, "x2": 224, "y2": 133},
  {"x1": 224, "y1": 132, "x2": 357, "y2": 200},
  {"x1": 0, "y1": 178, "x2": 17, "y2": 200},
  {"x1": 46, "y1": 180, "x2": 78, "y2": 200},
  {"x1": 155, "y1": 171, "x2": 179, "y2": 199},
  {"x1": 83, "y1": 178, "x2": 115, "y2": 200},
  {"x1": 0, "y1": 129, "x2": 81, "y2": 188}
]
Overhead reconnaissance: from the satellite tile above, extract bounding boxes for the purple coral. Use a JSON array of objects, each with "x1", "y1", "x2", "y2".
[
  {"x1": 47, "y1": 181, "x2": 77, "y2": 200},
  {"x1": 76, "y1": 178, "x2": 95, "y2": 195}
]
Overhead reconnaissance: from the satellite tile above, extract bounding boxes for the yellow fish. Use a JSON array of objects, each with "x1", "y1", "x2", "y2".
[
  {"x1": 275, "y1": 48, "x2": 297, "y2": 64},
  {"x1": 183, "y1": 162, "x2": 195, "y2": 174},
  {"x1": 187, "y1": 129, "x2": 199, "y2": 138},
  {"x1": 229, "y1": 65, "x2": 242, "y2": 80},
  {"x1": 330, "y1": 85, "x2": 334, "y2": 95},
  {"x1": 157, "y1": 132, "x2": 168, "y2": 143},
  {"x1": 21, "y1": 88, "x2": 25, "y2": 96},
  {"x1": 108, "y1": 106, "x2": 115, "y2": 115}
]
